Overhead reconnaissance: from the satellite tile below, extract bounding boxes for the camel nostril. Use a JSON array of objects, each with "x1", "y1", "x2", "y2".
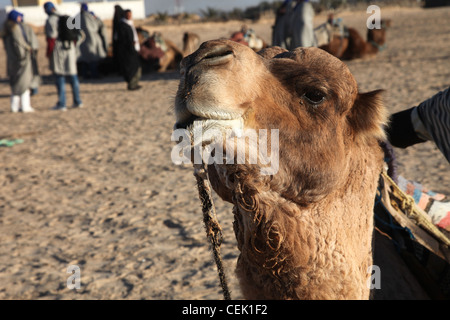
[
  {"x1": 196, "y1": 45, "x2": 234, "y2": 66},
  {"x1": 202, "y1": 49, "x2": 234, "y2": 61}
]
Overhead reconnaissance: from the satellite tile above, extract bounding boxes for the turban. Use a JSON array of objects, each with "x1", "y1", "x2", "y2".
[
  {"x1": 44, "y1": 2, "x2": 55, "y2": 15},
  {"x1": 7, "y1": 9, "x2": 23, "y2": 22}
]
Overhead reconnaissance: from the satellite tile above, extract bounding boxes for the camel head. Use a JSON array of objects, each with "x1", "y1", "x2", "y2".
[
  {"x1": 173, "y1": 40, "x2": 387, "y2": 299},
  {"x1": 175, "y1": 39, "x2": 386, "y2": 205},
  {"x1": 367, "y1": 19, "x2": 391, "y2": 50}
]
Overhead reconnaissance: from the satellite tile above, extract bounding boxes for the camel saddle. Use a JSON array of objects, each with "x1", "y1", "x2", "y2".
[
  {"x1": 375, "y1": 163, "x2": 450, "y2": 299},
  {"x1": 314, "y1": 20, "x2": 349, "y2": 48}
]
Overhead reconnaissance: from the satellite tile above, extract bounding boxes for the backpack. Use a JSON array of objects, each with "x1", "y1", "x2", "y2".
[{"x1": 58, "y1": 15, "x2": 80, "y2": 42}]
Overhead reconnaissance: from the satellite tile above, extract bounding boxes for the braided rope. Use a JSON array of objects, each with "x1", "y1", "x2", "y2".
[{"x1": 193, "y1": 163, "x2": 231, "y2": 300}]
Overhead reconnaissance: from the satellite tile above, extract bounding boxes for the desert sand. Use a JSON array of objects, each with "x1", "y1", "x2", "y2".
[{"x1": 0, "y1": 6, "x2": 449, "y2": 300}]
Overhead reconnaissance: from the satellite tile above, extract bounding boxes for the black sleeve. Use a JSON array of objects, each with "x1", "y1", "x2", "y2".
[{"x1": 386, "y1": 107, "x2": 427, "y2": 149}]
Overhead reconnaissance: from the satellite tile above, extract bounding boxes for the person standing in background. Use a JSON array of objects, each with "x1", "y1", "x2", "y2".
[
  {"x1": 290, "y1": 0, "x2": 316, "y2": 48},
  {"x1": 1, "y1": 9, "x2": 37, "y2": 113},
  {"x1": 44, "y1": 1, "x2": 83, "y2": 111},
  {"x1": 272, "y1": 0, "x2": 295, "y2": 49},
  {"x1": 116, "y1": 9, "x2": 142, "y2": 91},
  {"x1": 112, "y1": 5, "x2": 125, "y2": 73},
  {"x1": 78, "y1": 2, "x2": 107, "y2": 79}
]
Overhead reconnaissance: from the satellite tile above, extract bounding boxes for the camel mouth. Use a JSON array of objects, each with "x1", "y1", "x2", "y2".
[
  {"x1": 189, "y1": 118, "x2": 244, "y2": 147},
  {"x1": 174, "y1": 105, "x2": 244, "y2": 147},
  {"x1": 174, "y1": 115, "x2": 244, "y2": 147},
  {"x1": 174, "y1": 109, "x2": 242, "y2": 130},
  {"x1": 174, "y1": 100, "x2": 243, "y2": 131}
]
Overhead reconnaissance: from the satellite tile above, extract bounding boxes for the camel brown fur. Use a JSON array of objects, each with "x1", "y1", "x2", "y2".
[
  {"x1": 174, "y1": 39, "x2": 392, "y2": 299},
  {"x1": 320, "y1": 20, "x2": 390, "y2": 60}
]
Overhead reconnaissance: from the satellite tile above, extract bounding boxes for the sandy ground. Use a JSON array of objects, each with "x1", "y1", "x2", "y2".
[{"x1": 0, "y1": 6, "x2": 449, "y2": 300}]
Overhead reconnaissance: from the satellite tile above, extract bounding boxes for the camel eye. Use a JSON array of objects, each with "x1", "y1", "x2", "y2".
[{"x1": 303, "y1": 90, "x2": 326, "y2": 105}]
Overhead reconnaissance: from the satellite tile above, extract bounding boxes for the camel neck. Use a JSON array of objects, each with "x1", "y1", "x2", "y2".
[
  {"x1": 369, "y1": 40, "x2": 386, "y2": 52},
  {"x1": 231, "y1": 141, "x2": 383, "y2": 299}
]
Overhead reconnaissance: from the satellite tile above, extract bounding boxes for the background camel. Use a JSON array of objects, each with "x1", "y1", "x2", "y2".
[
  {"x1": 320, "y1": 20, "x2": 390, "y2": 60},
  {"x1": 138, "y1": 30, "x2": 184, "y2": 72},
  {"x1": 97, "y1": 28, "x2": 185, "y2": 74},
  {"x1": 229, "y1": 26, "x2": 268, "y2": 52},
  {"x1": 138, "y1": 31, "x2": 201, "y2": 72}
]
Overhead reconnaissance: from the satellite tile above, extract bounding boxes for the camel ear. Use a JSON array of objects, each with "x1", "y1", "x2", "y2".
[{"x1": 348, "y1": 89, "x2": 388, "y2": 141}]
